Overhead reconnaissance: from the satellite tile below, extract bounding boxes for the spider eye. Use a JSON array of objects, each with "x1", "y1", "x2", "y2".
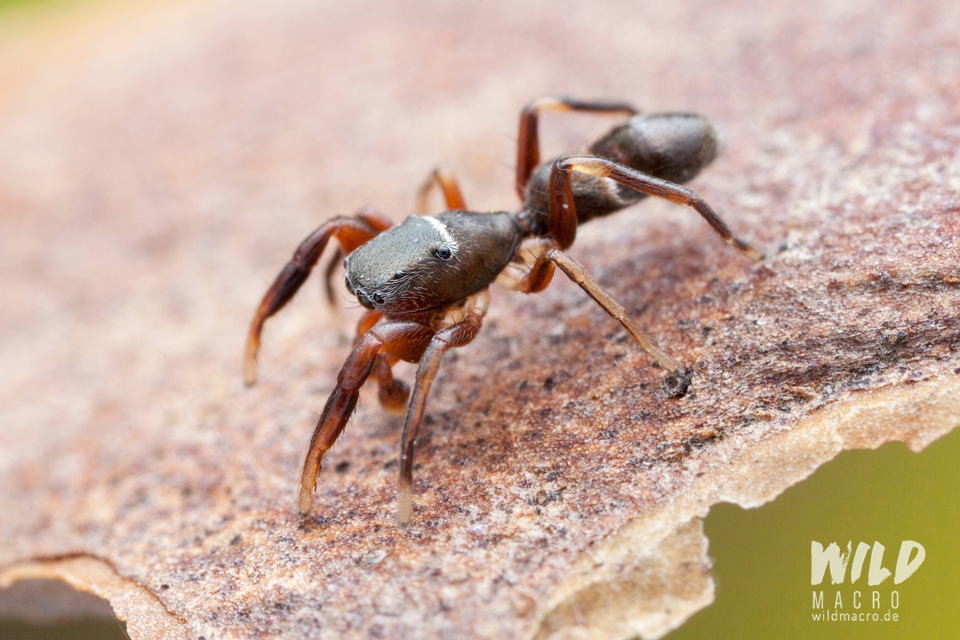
[
  {"x1": 392, "y1": 271, "x2": 405, "y2": 280},
  {"x1": 371, "y1": 292, "x2": 385, "y2": 305},
  {"x1": 434, "y1": 245, "x2": 453, "y2": 261}
]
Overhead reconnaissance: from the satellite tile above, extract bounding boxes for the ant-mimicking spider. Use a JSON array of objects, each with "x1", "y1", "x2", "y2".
[{"x1": 243, "y1": 97, "x2": 763, "y2": 525}]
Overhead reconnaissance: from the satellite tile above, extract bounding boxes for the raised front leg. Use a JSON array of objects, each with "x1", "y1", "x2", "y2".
[
  {"x1": 547, "y1": 155, "x2": 764, "y2": 258},
  {"x1": 397, "y1": 313, "x2": 483, "y2": 525},
  {"x1": 515, "y1": 96, "x2": 638, "y2": 200},
  {"x1": 244, "y1": 209, "x2": 393, "y2": 386},
  {"x1": 416, "y1": 167, "x2": 468, "y2": 214},
  {"x1": 298, "y1": 320, "x2": 436, "y2": 516}
]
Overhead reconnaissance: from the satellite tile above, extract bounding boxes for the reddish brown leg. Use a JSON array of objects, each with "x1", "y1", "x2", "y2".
[
  {"x1": 397, "y1": 313, "x2": 483, "y2": 526},
  {"x1": 547, "y1": 248, "x2": 683, "y2": 375},
  {"x1": 492, "y1": 238, "x2": 557, "y2": 294},
  {"x1": 353, "y1": 309, "x2": 383, "y2": 344},
  {"x1": 515, "y1": 96, "x2": 638, "y2": 200},
  {"x1": 322, "y1": 246, "x2": 344, "y2": 307},
  {"x1": 416, "y1": 167, "x2": 467, "y2": 215},
  {"x1": 373, "y1": 354, "x2": 409, "y2": 416},
  {"x1": 244, "y1": 210, "x2": 393, "y2": 386},
  {"x1": 548, "y1": 155, "x2": 764, "y2": 258},
  {"x1": 351, "y1": 310, "x2": 409, "y2": 414},
  {"x1": 516, "y1": 248, "x2": 556, "y2": 294},
  {"x1": 505, "y1": 243, "x2": 688, "y2": 394},
  {"x1": 298, "y1": 320, "x2": 436, "y2": 516}
]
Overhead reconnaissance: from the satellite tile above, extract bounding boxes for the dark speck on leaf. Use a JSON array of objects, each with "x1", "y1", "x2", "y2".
[{"x1": 665, "y1": 371, "x2": 692, "y2": 398}]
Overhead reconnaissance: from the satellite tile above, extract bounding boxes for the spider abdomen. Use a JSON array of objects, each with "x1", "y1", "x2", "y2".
[{"x1": 522, "y1": 112, "x2": 718, "y2": 230}]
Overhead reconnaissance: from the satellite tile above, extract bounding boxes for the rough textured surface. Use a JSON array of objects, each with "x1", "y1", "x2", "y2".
[{"x1": 1, "y1": 0, "x2": 959, "y2": 638}]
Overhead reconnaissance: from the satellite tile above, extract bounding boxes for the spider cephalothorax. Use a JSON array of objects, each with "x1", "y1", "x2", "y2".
[
  {"x1": 243, "y1": 97, "x2": 763, "y2": 525},
  {"x1": 344, "y1": 211, "x2": 519, "y2": 316}
]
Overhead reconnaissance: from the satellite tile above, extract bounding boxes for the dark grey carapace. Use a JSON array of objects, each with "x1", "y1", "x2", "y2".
[
  {"x1": 243, "y1": 96, "x2": 763, "y2": 526},
  {"x1": 345, "y1": 211, "x2": 520, "y2": 315}
]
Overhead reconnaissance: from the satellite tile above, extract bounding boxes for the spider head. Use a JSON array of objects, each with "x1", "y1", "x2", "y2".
[{"x1": 345, "y1": 211, "x2": 520, "y2": 315}]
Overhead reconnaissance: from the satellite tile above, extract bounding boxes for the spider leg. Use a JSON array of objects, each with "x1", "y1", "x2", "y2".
[
  {"x1": 498, "y1": 239, "x2": 682, "y2": 378},
  {"x1": 353, "y1": 308, "x2": 383, "y2": 344},
  {"x1": 397, "y1": 313, "x2": 483, "y2": 526},
  {"x1": 298, "y1": 320, "x2": 436, "y2": 516},
  {"x1": 322, "y1": 246, "x2": 344, "y2": 308},
  {"x1": 244, "y1": 209, "x2": 393, "y2": 386},
  {"x1": 350, "y1": 310, "x2": 410, "y2": 414},
  {"x1": 553, "y1": 248, "x2": 683, "y2": 376},
  {"x1": 510, "y1": 239, "x2": 557, "y2": 294},
  {"x1": 516, "y1": 96, "x2": 638, "y2": 200},
  {"x1": 373, "y1": 354, "x2": 410, "y2": 416},
  {"x1": 416, "y1": 167, "x2": 467, "y2": 214},
  {"x1": 548, "y1": 155, "x2": 764, "y2": 258}
]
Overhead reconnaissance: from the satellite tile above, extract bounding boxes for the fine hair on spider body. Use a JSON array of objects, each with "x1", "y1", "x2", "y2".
[{"x1": 243, "y1": 96, "x2": 764, "y2": 526}]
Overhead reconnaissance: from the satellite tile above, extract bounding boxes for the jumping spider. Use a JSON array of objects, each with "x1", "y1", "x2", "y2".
[{"x1": 244, "y1": 97, "x2": 763, "y2": 525}]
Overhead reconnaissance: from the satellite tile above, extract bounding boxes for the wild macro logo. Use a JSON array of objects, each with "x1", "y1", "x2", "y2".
[{"x1": 810, "y1": 540, "x2": 925, "y2": 624}]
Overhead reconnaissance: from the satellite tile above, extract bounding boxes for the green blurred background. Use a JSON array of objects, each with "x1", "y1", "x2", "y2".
[{"x1": 671, "y1": 426, "x2": 960, "y2": 640}]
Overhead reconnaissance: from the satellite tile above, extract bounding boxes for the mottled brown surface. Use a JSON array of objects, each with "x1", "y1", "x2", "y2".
[{"x1": 1, "y1": 0, "x2": 959, "y2": 638}]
